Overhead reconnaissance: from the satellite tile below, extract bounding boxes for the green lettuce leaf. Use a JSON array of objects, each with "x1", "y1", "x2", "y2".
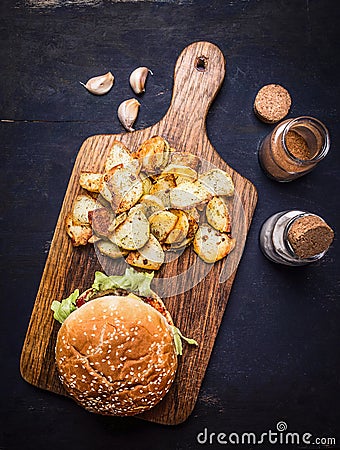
[
  {"x1": 92, "y1": 268, "x2": 154, "y2": 297},
  {"x1": 51, "y1": 289, "x2": 79, "y2": 324},
  {"x1": 171, "y1": 326, "x2": 198, "y2": 356},
  {"x1": 51, "y1": 269, "x2": 156, "y2": 324}
]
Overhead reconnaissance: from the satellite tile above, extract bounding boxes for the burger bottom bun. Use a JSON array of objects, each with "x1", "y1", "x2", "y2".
[{"x1": 55, "y1": 295, "x2": 178, "y2": 416}]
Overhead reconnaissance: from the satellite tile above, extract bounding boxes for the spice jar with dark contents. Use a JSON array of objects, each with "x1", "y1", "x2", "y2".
[
  {"x1": 260, "y1": 210, "x2": 334, "y2": 266},
  {"x1": 258, "y1": 116, "x2": 330, "y2": 181}
]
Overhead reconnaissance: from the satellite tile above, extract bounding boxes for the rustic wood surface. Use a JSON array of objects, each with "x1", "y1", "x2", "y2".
[
  {"x1": 1, "y1": 0, "x2": 339, "y2": 448},
  {"x1": 19, "y1": 41, "x2": 257, "y2": 425}
]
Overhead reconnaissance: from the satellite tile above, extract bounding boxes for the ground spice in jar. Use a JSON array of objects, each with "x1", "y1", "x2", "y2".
[
  {"x1": 258, "y1": 117, "x2": 330, "y2": 181},
  {"x1": 285, "y1": 130, "x2": 313, "y2": 160},
  {"x1": 287, "y1": 214, "x2": 334, "y2": 259}
]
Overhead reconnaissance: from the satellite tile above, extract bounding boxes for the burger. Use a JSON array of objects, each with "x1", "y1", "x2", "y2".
[{"x1": 51, "y1": 268, "x2": 197, "y2": 416}]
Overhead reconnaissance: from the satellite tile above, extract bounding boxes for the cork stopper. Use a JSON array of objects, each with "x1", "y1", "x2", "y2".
[
  {"x1": 287, "y1": 215, "x2": 334, "y2": 259},
  {"x1": 254, "y1": 84, "x2": 291, "y2": 123}
]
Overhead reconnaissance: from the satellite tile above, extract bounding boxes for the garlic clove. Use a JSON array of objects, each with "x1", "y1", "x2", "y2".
[
  {"x1": 129, "y1": 67, "x2": 153, "y2": 94},
  {"x1": 117, "y1": 98, "x2": 140, "y2": 132},
  {"x1": 80, "y1": 71, "x2": 114, "y2": 95}
]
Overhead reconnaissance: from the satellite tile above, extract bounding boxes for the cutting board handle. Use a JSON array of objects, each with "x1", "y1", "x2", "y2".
[{"x1": 160, "y1": 41, "x2": 226, "y2": 143}]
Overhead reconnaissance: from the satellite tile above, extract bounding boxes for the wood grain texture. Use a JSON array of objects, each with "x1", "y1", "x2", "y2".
[{"x1": 20, "y1": 41, "x2": 257, "y2": 425}]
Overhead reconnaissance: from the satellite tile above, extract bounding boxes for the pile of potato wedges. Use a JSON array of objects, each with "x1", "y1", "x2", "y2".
[{"x1": 66, "y1": 136, "x2": 236, "y2": 270}]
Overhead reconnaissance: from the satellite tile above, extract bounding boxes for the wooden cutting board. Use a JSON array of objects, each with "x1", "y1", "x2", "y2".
[{"x1": 20, "y1": 41, "x2": 257, "y2": 425}]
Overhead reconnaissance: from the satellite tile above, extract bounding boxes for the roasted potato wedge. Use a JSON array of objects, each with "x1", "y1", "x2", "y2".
[
  {"x1": 141, "y1": 175, "x2": 152, "y2": 195},
  {"x1": 96, "y1": 239, "x2": 127, "y2": 259},
  {"x1": 89, "y1": 207, "x2": 114, "y2": 238},
  {"x1": 149, "y1": 173, "x2": 176, "y2": 208},
  {"x1": 79, "y1": 172, "x2": 103, "y2": 193},
  {"x1": 193, "y1": 224, "x2": 236, "y2": 263},
  {"x1": 149, "y1": 210, "x2": 178, "y2": 243},
  {"x1": 125, "y1": 234, "x2": 164, "y2": 270},
  {"x1": 65, "y1": 213, "x2": 92, "y2": 246},
  {"x1": 104, "y1": 165, "x2": 143, "y2": 213},
  {"x1": 168, "y1": 210, "x2": 199, "y2": 250},
  {"x1": 162, "y1": 164, "x2": 198, "y2": 184},
  {"x1": 134, "y1": 136, "x2": 170, "y2": 174},
  {"x1": 105, "y1": 140, "x2": 140, "y2": 173},
  {"x1": 169, "y1": 181, "x2": 212, "y2": 210},
  {"x1": 139, "y1": 194, "x2": 165, "y2": 217},
  {"x1": 72, "y1": 194, "x2": 98, "y2": 225},
  {"x1": 206, "y1": 196, "x2": 231, "y2": 233},
  {"x1": 110, "y1": 205, "x2": 150, "y2": 250},
  {"x1": 198, "y1": 169, "x2": 234, "y2": 197},
  {"x1": 170, "y1": 152, "x2": 201, "y2": 170},
  {"x1": 165, "y1": 209, "x2": 189, "y2": 244},
  {"x1": 149, "y1": 173, "x2": 176, "y2": 192}
]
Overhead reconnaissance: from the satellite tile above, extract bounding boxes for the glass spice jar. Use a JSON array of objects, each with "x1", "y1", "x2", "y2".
[
  {"x1": 259, "y1": 210, "x2": 334, "y2": 266},
  {"x1": 258, "y1": 116, "x2": 330, "y2": 181}
]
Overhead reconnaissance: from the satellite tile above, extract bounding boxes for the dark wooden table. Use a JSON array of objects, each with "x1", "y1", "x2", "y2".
[{"x1": 1, "y1": 1, "x2": 339, "y2": 449}]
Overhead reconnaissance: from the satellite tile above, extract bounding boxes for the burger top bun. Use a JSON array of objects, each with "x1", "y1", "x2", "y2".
[{"x1": 55, "y1": 295, "x2": 178, "y2": 416}]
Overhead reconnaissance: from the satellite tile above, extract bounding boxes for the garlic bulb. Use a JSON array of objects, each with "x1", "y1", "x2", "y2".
[
  {"x1": 117, "y1": 98, "x2": 140, "y2": 132},
  {"x1": 129, "y1": 67, "x2": 153, "y2": 94},
  {"x1": 80, "y1": 72, "x2": 114, "y2": 95}
]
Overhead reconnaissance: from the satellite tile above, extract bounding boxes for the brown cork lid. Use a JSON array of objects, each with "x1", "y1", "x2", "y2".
[
  {"x1": 287, "y1": 214, "x2": 334, "y2": 259},
  {"x1": 254, "y1": 84, "x2": 292, "y2": 123}
]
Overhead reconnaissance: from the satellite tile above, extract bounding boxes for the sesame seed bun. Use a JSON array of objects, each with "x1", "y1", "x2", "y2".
[
  {"x1": 254, "y1": 84, "x2": 291, "y2": 123},
  {"x1": 55, "y1": 295, "x2": 178, "y2": 416}
]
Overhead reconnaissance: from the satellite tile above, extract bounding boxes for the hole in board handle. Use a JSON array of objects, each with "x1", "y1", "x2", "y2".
[{"x1": 195, "y1": 55, "x2": 208, "y2": 72}]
